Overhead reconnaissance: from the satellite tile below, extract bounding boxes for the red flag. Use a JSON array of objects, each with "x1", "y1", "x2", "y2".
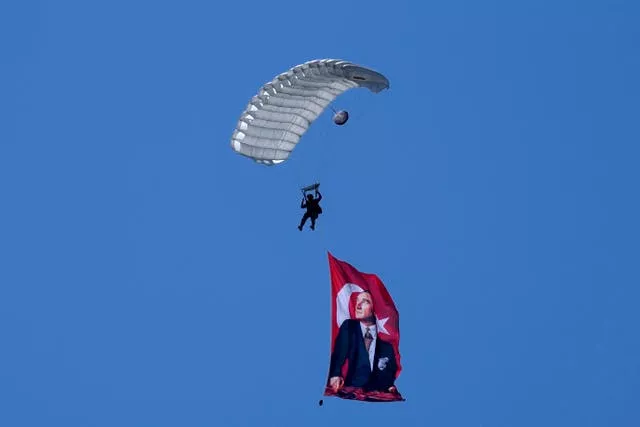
[{"x1": 324, "y1": 252, "x2": 404, "y2": 402}]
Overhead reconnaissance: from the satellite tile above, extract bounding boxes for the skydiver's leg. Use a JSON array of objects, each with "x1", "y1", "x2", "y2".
[
  {"x1": 299, "y1": 212, "x2": 310, "y2": 230},
  {"x1": 310, "y1": 214, "x2": 317, "y2": 230}
]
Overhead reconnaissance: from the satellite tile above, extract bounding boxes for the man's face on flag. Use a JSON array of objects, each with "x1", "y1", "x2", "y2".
[{"x1": 355, "y1": 292, "x2": 374, "y2": 320}]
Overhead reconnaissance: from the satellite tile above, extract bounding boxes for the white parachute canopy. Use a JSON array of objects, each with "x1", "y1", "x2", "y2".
[{"x1": 230, "y1": 59, "x2": 390, "y2": 165}]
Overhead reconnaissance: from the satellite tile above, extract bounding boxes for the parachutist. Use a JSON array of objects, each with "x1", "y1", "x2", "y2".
[
  {"x1": 318, "y1": 399, "x2": 323, "y2": 406},
  {"x1": 298, "y1": 189, "x2": 322, "y2": 231},
  {"x1": 333, "y1": 110, "x2": 349, "y2": 125}
]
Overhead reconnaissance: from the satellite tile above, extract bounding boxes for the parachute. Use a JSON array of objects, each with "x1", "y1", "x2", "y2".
[{"x1": 230, "y1": 59, "x2": 389, "y2": 165}]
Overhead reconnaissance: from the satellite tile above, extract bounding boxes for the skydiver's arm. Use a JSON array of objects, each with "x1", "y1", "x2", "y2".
[
  {"x1": 315, "y1": 191, "x2": 322, "y2": 201},
  {"x1": 301, "y1": 198, "x2": 306, "y2": 208}
]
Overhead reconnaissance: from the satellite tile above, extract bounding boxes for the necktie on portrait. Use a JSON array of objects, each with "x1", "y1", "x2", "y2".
[{"x1": 364, "y1": 328, "x2": 373, "y2": 352}]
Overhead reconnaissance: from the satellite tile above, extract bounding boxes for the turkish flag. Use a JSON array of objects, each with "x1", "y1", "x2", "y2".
[{"x1": 324, "y1": 252, "x2": 404, "y2": 402}]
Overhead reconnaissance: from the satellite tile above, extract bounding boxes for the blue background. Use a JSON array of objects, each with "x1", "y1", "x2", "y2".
[{"x1": 2, "y1": 0, "x2": 639, "y2": 426}]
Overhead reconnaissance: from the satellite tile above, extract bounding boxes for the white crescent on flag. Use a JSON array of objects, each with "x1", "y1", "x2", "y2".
[{"x1": 336, "y1": 283, "x2": 364, "y2": 327}]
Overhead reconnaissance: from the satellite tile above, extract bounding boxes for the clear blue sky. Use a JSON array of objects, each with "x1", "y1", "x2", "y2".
[{"x1": 2, "y1": 0, "x2": 639, "y2": 426}]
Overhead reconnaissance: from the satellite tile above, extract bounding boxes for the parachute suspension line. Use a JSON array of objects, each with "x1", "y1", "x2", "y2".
[
  {"x1": 281, "y1": 116, "x2": 308, "y2": 196},
  {"x1": 313, "y1": 106, "x2": 348, "y2": 195},
  {"x1": 311, "y1": 117, "x2": 334, "y2": 188}
]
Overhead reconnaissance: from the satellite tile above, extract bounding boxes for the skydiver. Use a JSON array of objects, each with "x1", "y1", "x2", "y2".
[{"x1": 298, "y1": 189, "x2": 322, "y2": 231}]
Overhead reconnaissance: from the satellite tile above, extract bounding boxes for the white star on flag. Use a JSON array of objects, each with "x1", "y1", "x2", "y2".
[{"x1": 376, "y1": 316, "x2": 390, "y2": 335}]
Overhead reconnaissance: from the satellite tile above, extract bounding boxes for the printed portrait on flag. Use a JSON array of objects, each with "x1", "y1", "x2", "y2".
[{"x1": 324, "y1": 252, "x2": 405, "y2": 402}]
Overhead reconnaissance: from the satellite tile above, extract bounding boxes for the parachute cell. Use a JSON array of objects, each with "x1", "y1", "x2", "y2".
[{"x1": 230, "y1": 59, "x2": 389, "y2": 165}]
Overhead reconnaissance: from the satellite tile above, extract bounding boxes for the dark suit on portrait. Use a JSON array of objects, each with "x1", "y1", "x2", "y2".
[{"x1": 328, "y1": 319, "x2": 397, "y2": 392}]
